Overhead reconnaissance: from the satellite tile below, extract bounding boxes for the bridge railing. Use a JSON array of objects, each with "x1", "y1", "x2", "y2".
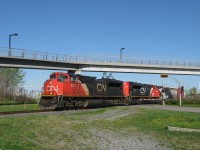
[{"x1": 0, "y1": 48, "x2": 200, "y2": 68}]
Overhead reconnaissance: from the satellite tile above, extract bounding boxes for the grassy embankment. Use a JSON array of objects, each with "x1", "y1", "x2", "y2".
[
  {"x1": 0, "y1": 106, "x2": 200, "y2": 150},
  {"x1": 0, "y1": 104, "x2": 39, "y2": 112},
  {"x1": 0, "y1": 99, "x2": 39, "y2": 112},
  {"x1": 165, "y1": 99, "x2": 200, "y2": 108}
]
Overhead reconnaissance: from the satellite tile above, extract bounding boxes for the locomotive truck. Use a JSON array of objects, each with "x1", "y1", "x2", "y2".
[{"x1": 39, "y1": 72, "x2": 177, "y2": 110}]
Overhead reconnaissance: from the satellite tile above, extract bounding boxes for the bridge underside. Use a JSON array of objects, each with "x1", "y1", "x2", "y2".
[{"x1": 1, "y1": 56, "x2": 200, "y2": 75}]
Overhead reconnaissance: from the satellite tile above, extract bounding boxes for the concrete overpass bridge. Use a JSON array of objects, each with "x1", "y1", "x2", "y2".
[{"x1": 0, "y1": 48, "x2": 200, "y2": 75}]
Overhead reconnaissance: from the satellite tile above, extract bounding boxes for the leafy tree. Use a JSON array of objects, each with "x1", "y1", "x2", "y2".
[
  {"x1": 187, "y1": 87, "x2": 197, "y2": 96},
  {"x1": 0, "y1": 68, "x2": 25, "y2": 101}
]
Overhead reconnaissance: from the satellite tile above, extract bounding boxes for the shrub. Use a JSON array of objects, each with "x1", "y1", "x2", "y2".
[{"x1": 165, "y1": 98, "x2": 200, "y2": 105}]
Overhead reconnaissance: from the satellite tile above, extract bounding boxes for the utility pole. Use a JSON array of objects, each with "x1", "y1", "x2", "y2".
[
  {"x1": 120, "y1": 48, "x2": 125, "y2": 63},
  {"x1": 8, "y1": 33, "x2": 18, "y2": 56},
  {"x1": 169, "y1": 76, "x2": 182, "y2": 106}
]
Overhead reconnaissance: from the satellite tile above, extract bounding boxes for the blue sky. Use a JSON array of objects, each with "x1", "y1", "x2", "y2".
[{"x1": 0, "y1": 0, "x2": 200, "y2": 91}]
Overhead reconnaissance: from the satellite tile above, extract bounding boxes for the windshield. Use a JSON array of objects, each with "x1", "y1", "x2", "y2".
[{"x1": 58, "y1": 75, "x2": 68, "y2": 82}]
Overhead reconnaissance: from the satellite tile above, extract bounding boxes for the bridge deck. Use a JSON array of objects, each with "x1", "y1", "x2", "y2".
[{"x1": 0, "y1": 48, "x2": 200, "y2": 75}]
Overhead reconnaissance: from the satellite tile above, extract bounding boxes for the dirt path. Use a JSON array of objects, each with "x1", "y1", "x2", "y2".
[
  {"x1": 67, "y1": 107, "x2": 172, "y2": 150},
  {"x1": 87, "y1": 128, "x2": 171, "y2": 150},
  {"x1": 79, "y1": 105, "x2": 200, "y2": 150}
]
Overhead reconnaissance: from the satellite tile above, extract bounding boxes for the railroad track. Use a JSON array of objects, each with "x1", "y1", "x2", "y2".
[{"x1": 0, "y1": 110, "x2": 52, "y2": 116}]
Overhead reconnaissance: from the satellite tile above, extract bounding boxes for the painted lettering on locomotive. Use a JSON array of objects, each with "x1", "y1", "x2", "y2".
[{"x1": 97, "y1": 83, "x2": 106, "y2": 92}]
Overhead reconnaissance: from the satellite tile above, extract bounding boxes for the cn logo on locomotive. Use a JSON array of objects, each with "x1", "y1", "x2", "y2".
[
  {"x1": 97, "y1": 83, "x2": 106, "y2": 92},
  {"x1": 46, "y1": 85, "x2": 58, "y2": 92},
  {"x1": 140, "y1": 87, "x2": 146, "y2": 94}
]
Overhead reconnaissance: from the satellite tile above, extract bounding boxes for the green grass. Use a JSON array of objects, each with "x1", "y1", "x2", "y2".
[
  {"x1": 0, "y1": 109, "x2": 111, "y2": 150},
  {"x1": 165, "y1": 99, "x2": 200, "y2": 107},
  {"x1": 0, "y1": 99, "x2": 38, "y2": 105},
  {"x1": 166, "y1": 103, "x2": 200, "y2": 108},
  {"x1": 0, "y1": 104, "x2": 39, "y2": 112},
  {"x1": 0, "y1": 115, "x2": 51, "y2": 150},
  {"x1": 182, "y1": 104, "x2": 200, "y2": 107},
  {"x1": 0, "y1": 106, "x2": 200, "y2": 150},
  {"x1": 107, "y1": 108, "x2": 200, "y2": 149},
  {"x1": 172, "y1": 104, "x2": 200, "y2": 108}
]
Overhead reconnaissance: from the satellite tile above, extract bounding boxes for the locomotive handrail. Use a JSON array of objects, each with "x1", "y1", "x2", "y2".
[{"x1": 0, "y1": 47, "x2": 200, "y2": 68}]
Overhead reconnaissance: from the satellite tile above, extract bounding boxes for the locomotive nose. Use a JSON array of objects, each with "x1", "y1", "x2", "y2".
[{"x1": 43, "y1": 80, "x2": 55, "y2": 95}]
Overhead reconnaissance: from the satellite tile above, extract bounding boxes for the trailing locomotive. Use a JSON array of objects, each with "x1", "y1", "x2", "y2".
[{"x1": 39, "y1": 72, "x2": 178, "y2": 110}]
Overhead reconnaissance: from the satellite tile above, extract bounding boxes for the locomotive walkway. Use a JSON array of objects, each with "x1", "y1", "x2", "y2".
[{"x1": 1, "y1": 47, "x2": 200, "y2": 75}]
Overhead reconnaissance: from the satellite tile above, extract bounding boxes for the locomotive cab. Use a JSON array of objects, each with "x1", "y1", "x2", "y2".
[{"x1": 42, "y1": 72, "x2": 69, "y2": 96}]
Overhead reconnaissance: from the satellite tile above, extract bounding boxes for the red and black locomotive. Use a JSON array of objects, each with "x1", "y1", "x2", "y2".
[{"x1": 39, "y1": 72, "x2": 177, "y2": 110}]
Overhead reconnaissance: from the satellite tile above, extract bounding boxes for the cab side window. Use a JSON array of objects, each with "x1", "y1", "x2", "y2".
[
  {"x1": 63, "y1": 76, "x2": 68, "y2": 80},
  {"x1": 58, "y1": 75, "x2": 64, "y2": 82},
  {"x1": 70, "y1": 76, "x2": 77, "y2": 82}
]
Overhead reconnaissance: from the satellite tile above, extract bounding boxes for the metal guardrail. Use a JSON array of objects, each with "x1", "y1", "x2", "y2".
[{"x1": 0, "y1": 47, "x2": 200, "y2": 67}]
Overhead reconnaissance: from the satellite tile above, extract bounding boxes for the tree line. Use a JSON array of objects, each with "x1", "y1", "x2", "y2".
[{"x1": 0, "y1": 68, "x2": 36, "y2": 103}]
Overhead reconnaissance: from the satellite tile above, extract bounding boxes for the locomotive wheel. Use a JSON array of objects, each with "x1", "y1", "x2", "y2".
[
  {"x1": 75, "y1": 101, "x2": 85, "y2": 109},
  {"x1": 124, "y1": 101, "x2": 128, "y2": 106},
  {"x1": 135, "y1": 99, "x2": 141, "y2": 105},
  {"x1": 65, "y1": 101, "x2": 71, "y2": 108}
]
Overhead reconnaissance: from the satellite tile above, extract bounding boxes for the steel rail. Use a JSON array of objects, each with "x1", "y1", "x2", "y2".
[{"x1": 0, "y1": 110, "x2": 52, "y2": 116}]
